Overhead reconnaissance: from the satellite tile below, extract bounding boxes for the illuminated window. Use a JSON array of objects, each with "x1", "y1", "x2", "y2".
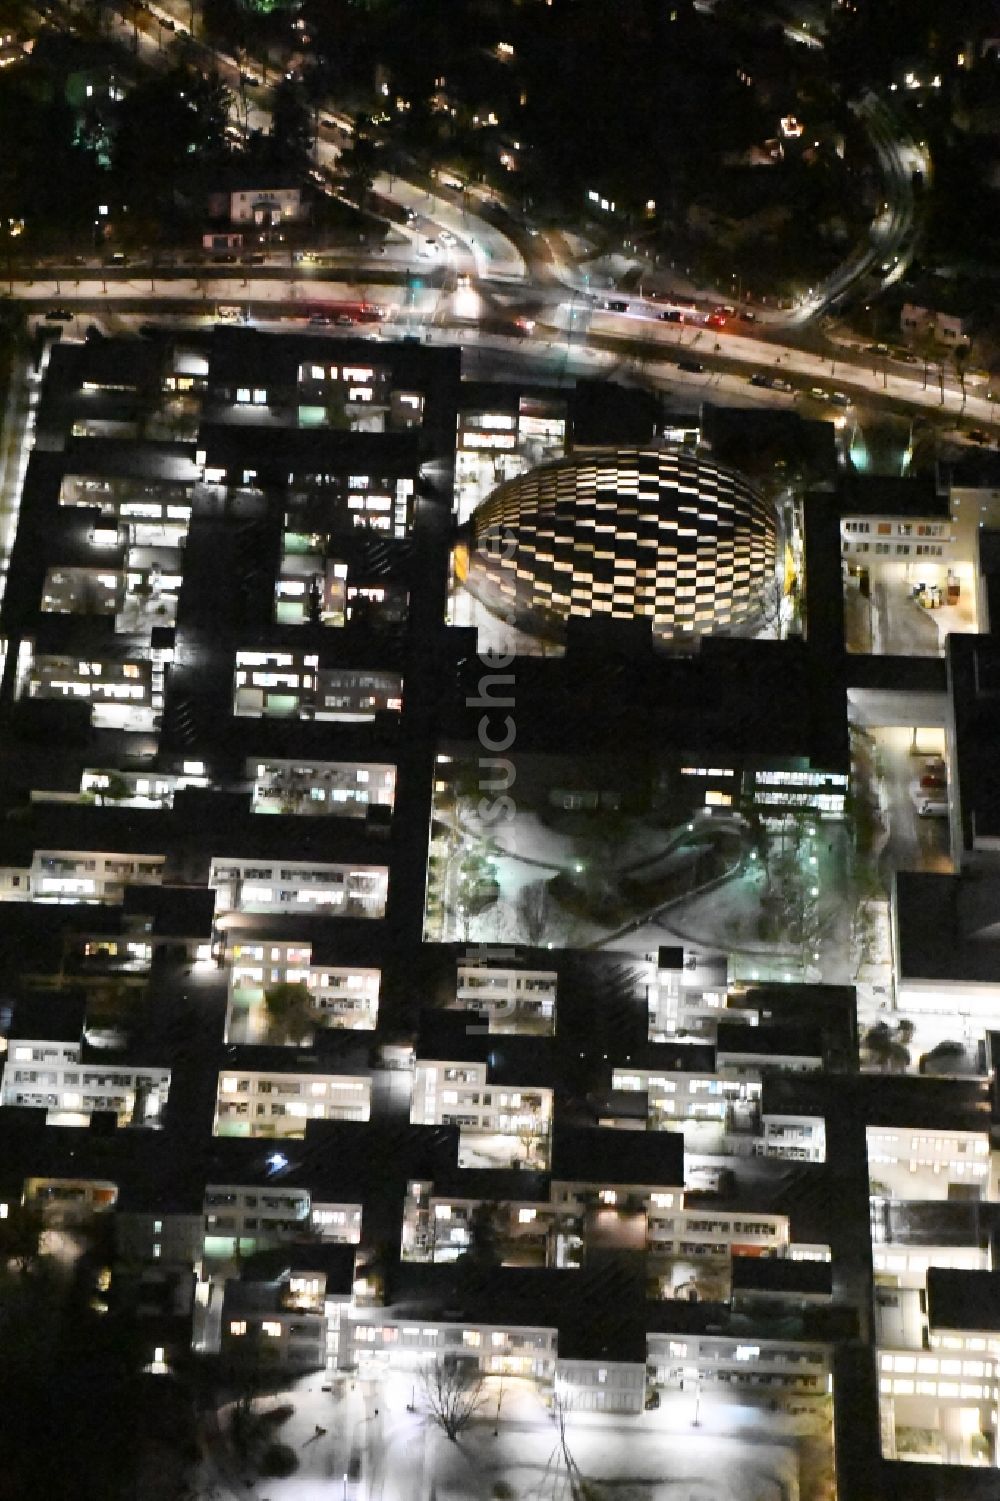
[
  {"x1": 230, "y1": 1321, "x2": 247, "y2": 1336},
  {"x1": 262, "y1": 1321, "x2": 282, "y2": 1337}
]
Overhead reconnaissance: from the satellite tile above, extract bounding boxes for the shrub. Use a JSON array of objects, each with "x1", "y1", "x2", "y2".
[{"x1": 259, "y1": 1442, "x2": 299, "y2": 1478}]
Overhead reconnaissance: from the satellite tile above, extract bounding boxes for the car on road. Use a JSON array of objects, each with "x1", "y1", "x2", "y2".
[
  {"x1": 749, "y1": 372, "x2": 774, "y2": 388},
  {"x1": 809, "y1": 387, "x2": 831, "y2": 401},
  {"x1": 335, "y1": 314, "x2": 355, "y2": 326},
  {"x1": 105, "y1": 252, "x2": 127, "y2": 266},
  {"x1": 44, "y1": 308, "x2": 73, "y2": 321},
  {"x1": 677, "y1": 359, "x2": 705, "y2": 374},
  {"x1": 910, "y1": 779, "x2": 948, "y2": 816},
  {"x1": 438, "y1": 230, "x2": 457, "y2": 247},
  {"x1": 920, "y1": 772, "x2": 947, "y2": 790},
  {"x1": 308, "y1": 314, "x2": 333, "y2": 326},
  {"x1": 659, "y1": 309, "x2": 683, "y2": 322},
  {"x1": 967, "y1": 429, "x2": 991, "y2": 445},
  {"x1": 829, "y1": 391, "x2": 851, "y2": 407},
  {"x1": 604, "y1": 299, "x2": 629, "y2": 313},
  {"x1": 771, "y1": 377, "x2": 793, "y2": 392},
  {"x1": 739, "y1": 311, "x2": 757, "y2": 323}
]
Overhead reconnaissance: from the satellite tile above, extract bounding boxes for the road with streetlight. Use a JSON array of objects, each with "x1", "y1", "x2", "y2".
[
  {"x1": 8, "y1": 263, "x2": 1000, "y2": 438},
  {"x1": 38, "y1": 0, "x2": 939, "y2": 336}
]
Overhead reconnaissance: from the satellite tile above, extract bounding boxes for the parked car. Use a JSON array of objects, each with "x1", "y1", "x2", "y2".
[
  {"x1": 677, "y1": 359, "x2": 705, "y2": 374},
  {"x1": 44, "y1": 308, "x2": 73, "y2": 321},
  {"x1": 917, "y1": 799, "x2": 949, "y2": 819},
  {"x1": 920, "y1": 773, "x2": 947, "y2": 790}
]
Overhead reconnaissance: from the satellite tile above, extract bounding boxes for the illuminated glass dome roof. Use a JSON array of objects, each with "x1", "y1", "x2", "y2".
[{"x1": 459, "y1": 447, "x2": 778, "y2": 642}]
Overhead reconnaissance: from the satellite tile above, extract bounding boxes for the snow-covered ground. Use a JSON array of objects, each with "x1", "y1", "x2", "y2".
[{"x1": 194, "y1": 1371, "x2": 831, "y2": 1501}]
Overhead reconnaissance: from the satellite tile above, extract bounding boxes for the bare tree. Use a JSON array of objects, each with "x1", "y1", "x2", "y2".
[
  {"x1": 0, "y1": 1200, "x2": 45, "y2": 1278},
  {"x1": 420, "y1": 1357, "x2": 488, "y2": 1441},
  {"x1": 515, "y1": 881, "x2": 552, "y2": 945},
  {"x1": 551, "y1": 1389, "x2": 587, "y2": 1500}
]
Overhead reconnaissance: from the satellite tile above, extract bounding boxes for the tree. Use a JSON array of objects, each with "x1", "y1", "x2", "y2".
[
  {"x1": 952, "y1": 344, "x2": 970, "y2": 414},
  {"x1": 0, "y1": 1199, "x2": 45, "y2": 1278},
  {"x1": 263, "y1": 981, "x2": 317, "y2": 1043},
  {"x1": 269, "y1": 77, "x2": 314, "y2": 169},
  {"x1": 913, "y1": 324, "x2": 942, "y2": 396},
  {"x1": 515, "y1": 881, "x2": 552, "y2": 946},
  {"x1": 337, "y1": 117, "x2": 381, "y2": 211},
  {"x1": 202, "y1": 0, "x2": 249, "y2": 53},
  {"x1": 421, "y1": 1357, "x2": 488, "y2": 1441},
  {"x1": 863, "y1": 1021, "x2": 910, "y2": 1073},
  {"x1": 460, "y1": 1201, "x2": 501, "y2": 1268},
  {"x1": 111, "y1": 67, "x2": 232, "y2": 216}
]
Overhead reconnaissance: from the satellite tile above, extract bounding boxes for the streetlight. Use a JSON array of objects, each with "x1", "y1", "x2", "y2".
[{"x1": 4, "y1": 217, "x2": 24, "y2": 296}]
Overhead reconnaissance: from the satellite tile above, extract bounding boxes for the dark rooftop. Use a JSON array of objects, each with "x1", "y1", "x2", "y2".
[{"x1": 927, "y1": 1267, "x2": 1000, "y2": 1333}]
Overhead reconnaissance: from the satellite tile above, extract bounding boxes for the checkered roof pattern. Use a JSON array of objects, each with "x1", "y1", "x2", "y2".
[{"x1": 466, "y1": 447, "x2": 777, "y2": 639}]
